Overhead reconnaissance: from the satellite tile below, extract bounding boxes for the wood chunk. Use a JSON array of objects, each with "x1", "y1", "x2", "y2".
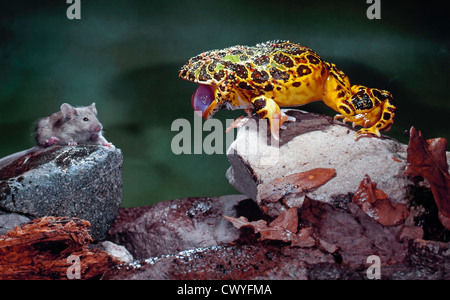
[{"x1": 0, "y1": 216, "x2": 121, "y2": 280}]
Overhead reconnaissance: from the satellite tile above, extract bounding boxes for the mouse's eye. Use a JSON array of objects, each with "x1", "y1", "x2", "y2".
[{"x1": 83, "y1": 117, "x2": 89, "y2": 122}]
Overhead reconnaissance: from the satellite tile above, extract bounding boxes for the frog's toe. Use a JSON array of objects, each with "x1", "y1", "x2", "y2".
[
  {"x1": 333, "y1": 114, "x2": 344, "y2": 122},
  {"x1": 281, "y1": 111, "x2": 296, "y2": 123},
  {"x1": 355, "y1": 127, "x2": 380, "y2": 140},
  {"x1": 225, "y1": 116, "x2": 250, "y2": 133},
  {"x1": 270, "y1": 122, "x2": 280, "y2": 141},
  {"x1": 279, "y1": 114, "x2": 295, "y2": 130},
  {"x1": 285, "y1": 115, "x2": 296, "y2": 122}
]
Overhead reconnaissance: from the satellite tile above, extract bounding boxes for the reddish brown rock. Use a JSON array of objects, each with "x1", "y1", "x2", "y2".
[
  {"x1": 107, "y1": 195, "x2": 251, "y2": 259},
  {"x1": 102, "y1": 244, "x2": 334, "y2": 280}
]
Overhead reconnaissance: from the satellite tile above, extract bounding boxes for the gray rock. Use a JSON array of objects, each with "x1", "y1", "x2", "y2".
[
  {"x1": 0, "y1": 145, "x2": 123, "y2": 240},
  {"x1": 95, "y1": 241, "x2": 134, "y2": 263},
  {"x1": 226, "y1": 110, "x2": 414, "y2": 216},
  {"x1": 0, "y1": 212, "x2": 31, "y2": 235}
]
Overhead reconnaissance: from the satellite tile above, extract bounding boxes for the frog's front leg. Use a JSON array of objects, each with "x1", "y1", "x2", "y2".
[
  {"x1": 251, "y1": 96, "x2": 295, "y2": 140},
  {"x1": 333, "y1": 86, "x2": 396, "y2": 140}
]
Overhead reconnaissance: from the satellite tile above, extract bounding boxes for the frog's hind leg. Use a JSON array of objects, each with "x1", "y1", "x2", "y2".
[
  {"x1": 251, "y1": 96, "x2": 294, "y2": 140},
  {"x1": 333, "y1": 86, "x2": 396, "y2": 140},
  {"x1": 354, "y1": 99, "x2": 396, "y2": 139}
]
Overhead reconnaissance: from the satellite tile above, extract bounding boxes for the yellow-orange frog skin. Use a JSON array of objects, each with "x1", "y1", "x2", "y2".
[{"x1": 178, "y1": 40, "x2": 396, "y2": 140}]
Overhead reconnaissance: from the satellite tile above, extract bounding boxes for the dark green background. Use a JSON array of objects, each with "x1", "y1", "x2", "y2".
[{"x1": 0, "y1": 0, "x2": 448, "y2": 207}]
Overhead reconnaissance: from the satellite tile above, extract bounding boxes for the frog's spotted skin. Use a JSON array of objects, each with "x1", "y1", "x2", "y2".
[{"x1": 179, "y1": 40, "x2": 396, "y2": 140}]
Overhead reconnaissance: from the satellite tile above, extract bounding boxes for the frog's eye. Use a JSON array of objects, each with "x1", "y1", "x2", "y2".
[
  {"x1": 192, "y1": 84, "x2": 214, "y2": 118},
  {"x1": 83, "y1": 117, "x2": 89, "y2": 122}
]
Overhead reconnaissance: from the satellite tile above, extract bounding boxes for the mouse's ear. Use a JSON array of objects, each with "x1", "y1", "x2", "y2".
[
  {"x1": 60, "y1": 103, "x2": 78, "y2": 119},
  {"x1": 88, "y1": 102, "x2": 97, "y2": 115}
]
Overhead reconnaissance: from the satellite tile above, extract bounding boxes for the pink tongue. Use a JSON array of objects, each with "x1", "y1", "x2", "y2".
[{"x1": 192, "y1": 84, "x2": 214, "y2": 117}]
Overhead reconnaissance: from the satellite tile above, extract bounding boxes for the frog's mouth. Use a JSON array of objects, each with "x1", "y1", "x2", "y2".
[{"x1": 191, "y1": 84, "x2": 217, "y2": 119}]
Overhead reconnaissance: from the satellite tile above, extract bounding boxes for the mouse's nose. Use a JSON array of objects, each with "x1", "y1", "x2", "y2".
[{"x1": 91, "y1": 125, "x2": 102, "y2": 132}]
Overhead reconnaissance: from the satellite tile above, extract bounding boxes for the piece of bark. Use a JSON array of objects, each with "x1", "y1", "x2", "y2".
[{"x1": 0, "y1": 216, "x2": 122, "y2": 280}]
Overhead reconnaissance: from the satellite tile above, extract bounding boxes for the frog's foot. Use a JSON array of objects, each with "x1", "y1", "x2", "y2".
[
  {"x1": 251, "y1": 96, "x2": 291, "y2": 140},
  {"x1": 334, "y1": 87, "x2": 396, "y2": 140},
  {"x1": 335, "y1": 111, "x2": 391, "y2": 140},
  {"x1": 355, "y1": 110, "x2": 395, "y2": 140},
  {"x1": 225, "y1": 115, "x2": 250, "y2": 133},
  {"x1": 280, "y1": 114, "x2": 296, "y2": 130},
  {"x1": 355, "y1": 127, "x2": 381, "y2": 140},
  {"x1": 225, "y1": 109, "x2": 254, "y2": 133},
  {"x1": 282, "y1": 112, "x2": 297, "y2": 123},
  {"x1": 334, "y1": 114, "x2": 371, "y2": 128}
]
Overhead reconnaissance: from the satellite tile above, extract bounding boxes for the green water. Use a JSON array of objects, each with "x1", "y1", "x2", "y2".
[{"x1": 0, "y1": 0, "x2": 448, "y2": 207}]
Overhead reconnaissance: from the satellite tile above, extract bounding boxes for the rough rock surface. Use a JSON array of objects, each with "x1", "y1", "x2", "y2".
[
  {"x1": 107, "y1": 195, "x2": 249, "y2": 259},
  {"x1": 100, "y1": 111, "x2": 450, "y2": 280},
  {"x1": 103, "y1": 240, "x2": 450, "y2": 280},
  {"x1": 1, "y1": 110, "x2": 445, "y2": 280},
  {"x1": 102, "y1": 244, "x2": 335, "y2": 280},
  {"x1": 103, "y1": 195, "x2": 450, "y2": 280},
  {"x1": 0, "y1": 145, "x2": 123, "y2": 240},
  {"x1": 226, "y1": 110, "x2": 413, "y2": 216}
]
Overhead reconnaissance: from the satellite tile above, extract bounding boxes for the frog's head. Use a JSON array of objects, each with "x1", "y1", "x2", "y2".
[
  {"x1": 179, "y1": 51, "x2": 252, "y2": 119},
  {"x1": 179, "y1": 60, "x2": 225, "y2": 119},
  {"x1": 191, "y1": 84, "x2": 253, "y2": 119}
]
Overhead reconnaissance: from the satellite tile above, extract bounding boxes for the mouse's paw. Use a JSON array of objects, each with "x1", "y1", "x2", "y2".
[
  {"x1": 45, "y1": 136, "x2": 61, "y2": 147},
  {"x1": 103, "y1": 142, "x2": 115, "y2": 148},
  {"x1": 68, "y1": 141, "x2": 78, "y2": 146}
]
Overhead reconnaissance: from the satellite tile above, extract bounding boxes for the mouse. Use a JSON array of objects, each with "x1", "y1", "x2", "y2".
[
  {"x1": 0, "y1": 103, "x2": 114, "y2": 169},
  {"x1": 35, "y1": 103, "x2": 113, "y2": 148}
]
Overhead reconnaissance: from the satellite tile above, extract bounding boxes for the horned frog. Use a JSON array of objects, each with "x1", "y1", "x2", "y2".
[{"x1": 178, "y1": 40, "x2": 396, "y2": 140}]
